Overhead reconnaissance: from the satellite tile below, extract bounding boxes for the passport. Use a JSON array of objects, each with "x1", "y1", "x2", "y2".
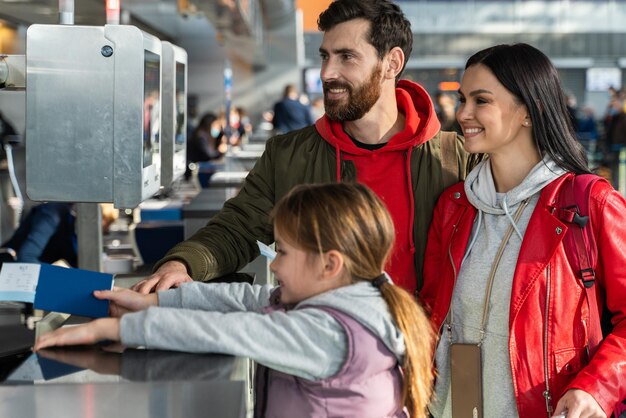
[{"x1": 0, "y1": 263, "x2": 113, "y2": 318}]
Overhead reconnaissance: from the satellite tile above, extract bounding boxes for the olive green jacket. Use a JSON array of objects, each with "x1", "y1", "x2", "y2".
[{"x1": 156, "y1": 126, "x2": 467, "y2": 290}]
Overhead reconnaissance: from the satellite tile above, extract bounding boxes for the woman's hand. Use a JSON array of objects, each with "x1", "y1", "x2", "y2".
[
  {"x1": 34, "y1": 318, "x2": 121, "y2": 351},
  {"x1": 95, "y1": 287, "x2": 158, "y2": 317},
  {"x1": 552, "y1": 389, "x2": 607, "y2": 418}
]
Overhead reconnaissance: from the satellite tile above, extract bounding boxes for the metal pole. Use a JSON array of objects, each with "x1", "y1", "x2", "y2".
[
  {"x1": 57, "y1": 2, "x2": 105, "y2": 272},
  {"x1": 106, "y1": 0, "x2": 121, "y2": 25},
  {"x1": 76, "y1": 203, "x2": 103, "y2": 272},
  {"x1": 58, "y1": 0, "x2": 74, "y2": 25}
]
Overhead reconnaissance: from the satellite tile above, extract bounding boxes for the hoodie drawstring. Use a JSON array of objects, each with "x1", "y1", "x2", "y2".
[
  {"x1": 406, "y1": 147, "x2": 416, "y2": 254},
  {"x1": 335, "y1": 144, "x2": 341, "y2": 182},
  {"x1": 501, "y1": 197, "x2": 524, "y2": 240}
]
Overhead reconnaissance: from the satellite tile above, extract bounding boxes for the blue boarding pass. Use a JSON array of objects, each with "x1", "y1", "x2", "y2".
[{"x1": 256, "y1": 240, "x2": 277, "y2": 261}]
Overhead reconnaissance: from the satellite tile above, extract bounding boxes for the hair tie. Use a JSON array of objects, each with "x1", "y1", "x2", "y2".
[{"x1": 371, "y1": 274, "x2": 387, "y2": 289}]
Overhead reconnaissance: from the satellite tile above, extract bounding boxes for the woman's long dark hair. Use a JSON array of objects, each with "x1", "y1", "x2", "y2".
[{"x1": 465, "y1": 43, "x2": 590, "y2": 174}]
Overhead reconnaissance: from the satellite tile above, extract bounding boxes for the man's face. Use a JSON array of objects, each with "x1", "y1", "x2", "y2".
[{"x1": 319, "y1": 19, "x2": 385, "y2": 122}]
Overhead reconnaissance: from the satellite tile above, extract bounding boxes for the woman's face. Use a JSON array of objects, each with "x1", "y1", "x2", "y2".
[{"x1": 456, "y1": 64, "x2": 533, "y2": 157}]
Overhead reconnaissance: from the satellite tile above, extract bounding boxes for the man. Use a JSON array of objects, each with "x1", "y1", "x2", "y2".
[
  {"x1": 133, "y1": 0, "x2": 467, "y2": 295},
  {"x1": 272, "y1": 84, "x2": 314, "y2": 134}
]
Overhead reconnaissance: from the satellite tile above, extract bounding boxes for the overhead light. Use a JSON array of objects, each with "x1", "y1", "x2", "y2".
[
  {"x1": 439, "y1": 81, "x2": 460, "y2": 91},
  {"x1": 106, "y1": 0, "x2": 120, "y2": 24},
  {"x1": 178, "y1": 0, "x2": 198, "y2": 15}
]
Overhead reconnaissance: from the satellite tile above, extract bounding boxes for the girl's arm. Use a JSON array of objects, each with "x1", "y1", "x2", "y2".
[
  {"x1": 157, "y1": 282, "x2": 275, "y2": 313},
  {"x1": 120, "y1": 306, "x2": 347, "y2": 380},
  {"x1": 35, "y1": 318, "x2": 121, "y2": 350},
  {"x1": 34, "y1": 283, "x2": 275, "y2": 351}
]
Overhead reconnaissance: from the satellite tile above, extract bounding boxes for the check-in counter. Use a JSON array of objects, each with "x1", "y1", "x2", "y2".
[
  {"x1": 0, "y1": 347, "x2": 251, "y2": 418},
  {"x1": 182, "y1": 188, "x2": 232, "y2": 239},
  {"x1": 224, "y1": 149, "x2": 264, "y2": 172},
  {"x1": 208, "y1": 171, "x2": 249, "y2": 190},
  {"x1": 0, "y1": 274, "x2": 257, "y2": 418},
  {"x1": 181, "y1": 188, "x2": 272, "y2": 285}
]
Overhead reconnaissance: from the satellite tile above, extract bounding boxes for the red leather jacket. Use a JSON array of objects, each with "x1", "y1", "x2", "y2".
[{"x1": 422, "y1": 174, "x2": 626, "y2": 417}]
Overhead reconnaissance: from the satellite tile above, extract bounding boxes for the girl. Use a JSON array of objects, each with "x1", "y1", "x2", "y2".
[
  {"x1": 421, "y1": 43, "x2": 626, "y2": 418},
  {"x1": 35, "y1": 182, "x2": 435, "y2": 418}
]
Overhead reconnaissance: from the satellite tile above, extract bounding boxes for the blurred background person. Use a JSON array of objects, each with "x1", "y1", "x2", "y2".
[
  {"x1": 310, "y1": 96, "x2": 325, "y2": 121},
  {"x1": 184, "y1": 112, "x2": 227, "y2": 180},
  {"x1": 566, "y1": 93, "x2": 579, "y2": 132},
  {"x1": 434, "y1": 92, "x2": 462, "y2": 135},
  {"x1": 272, "y1": 84, "x2": 313, "y2": 134},
  {"x1": 0, "y1": 203, "x2": 118, "y2": 267}
]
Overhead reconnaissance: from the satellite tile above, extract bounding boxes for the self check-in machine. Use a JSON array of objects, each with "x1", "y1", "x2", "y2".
[
  {"x1": 25, "y1": 24, "x2": 163, "y2": 208},
  {"x1": 160, "y1": 41, "x2": 188, "y2": 188}
]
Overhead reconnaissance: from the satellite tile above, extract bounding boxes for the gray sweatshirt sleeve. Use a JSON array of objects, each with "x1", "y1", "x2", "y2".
[
  {"x1": 120, "y1": 306, "x2": 347, "y2": 380},
  {"x1": 157, "y1": 282, "x2": 274, "y2": 313}
]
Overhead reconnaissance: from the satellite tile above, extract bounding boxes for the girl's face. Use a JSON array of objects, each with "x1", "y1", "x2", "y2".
[
  {"x1": 270, "y1": 228, "x2": 326, "y2": 305},
  {"x1": 456, "y1": 64, "x2": 532, "y2": 157}
]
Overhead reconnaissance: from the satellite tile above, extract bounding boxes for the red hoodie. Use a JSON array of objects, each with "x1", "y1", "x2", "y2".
[{"x1": 314, "y1": 80, "x2": 441, "y2": 294}]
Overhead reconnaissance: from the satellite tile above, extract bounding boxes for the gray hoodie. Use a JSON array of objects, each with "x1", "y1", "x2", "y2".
[
  {"x1": 120, "y1": 280, "x2": 405, "y2": 381},
  {"x1": 429, "y1": 156, "x2": 564, "y2": 418}
]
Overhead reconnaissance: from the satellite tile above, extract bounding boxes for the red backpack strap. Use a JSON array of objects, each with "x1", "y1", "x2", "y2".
[
  {"x1": 557, "y1": 173, "x2": 606, "y2": 356},
  {"x1": 558, "y1": 174, "x2": 600, "y2": 288}
]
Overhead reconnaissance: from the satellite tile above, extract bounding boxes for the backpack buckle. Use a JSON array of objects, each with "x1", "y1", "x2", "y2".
[
  {"x1": 572, "y1": 212, "x2": 589, "y2": 228},
  {"x1": 560, "y1": 205, "x2": 589, "y2": 228},
  {"x1": 580, "y1": 268, "x2": 595, "y2": 288}
]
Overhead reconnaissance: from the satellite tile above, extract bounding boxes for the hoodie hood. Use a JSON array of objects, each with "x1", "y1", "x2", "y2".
[
  {"x1": 463, "y1": 155, "x2": 565, "y2": 245},
  {"x1": 315, "y1": 79, "x2": 441, "y2": 156},
  {"x1": 465, "y1": 155, "x2": 565, "y2": 214},
  {"x1": 297, "y1": 281, "x2": 405, "y2": 361}
]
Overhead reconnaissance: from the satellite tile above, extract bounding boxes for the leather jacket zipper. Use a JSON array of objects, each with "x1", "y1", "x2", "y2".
[
  {"x1": 543, "y1": 263, "x2": 553, "y2": 417},
  {"x1": 444, "y1": 223, "x2": 459, "y2": 340}
]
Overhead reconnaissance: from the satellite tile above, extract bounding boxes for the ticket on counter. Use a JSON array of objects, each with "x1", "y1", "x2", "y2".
[{"x1": 256, "y1": 240, "x2": 276, "y2": 261}]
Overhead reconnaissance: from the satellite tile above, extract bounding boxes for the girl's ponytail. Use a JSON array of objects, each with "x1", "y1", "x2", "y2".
[{"x1": 379, "y1": 282, "x2": 435, "y2": 418}]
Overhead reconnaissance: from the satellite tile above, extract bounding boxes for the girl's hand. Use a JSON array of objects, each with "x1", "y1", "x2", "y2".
[
  {"x1": 95, "y1": 287, "x2": 158, "y2": 317},
  {"x1": 37, "y1": 347, "x2": 121, "y2": 375},
  {"x1": 552, "y1": 389, "x2": 607, "y2": 418},
  {"x1": 33, "y1": 318, "x2": 121, "y2": 351}
]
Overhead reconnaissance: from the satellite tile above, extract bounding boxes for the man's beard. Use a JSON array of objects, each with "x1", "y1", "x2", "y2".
[{"x1": 323, "y1": 65, "x2": 383, "y2": 122}]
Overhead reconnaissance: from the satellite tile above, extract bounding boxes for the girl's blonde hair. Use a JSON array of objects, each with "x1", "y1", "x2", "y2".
[{"x1": 271, "y1": 182, "x2": 435, "y2": 418}]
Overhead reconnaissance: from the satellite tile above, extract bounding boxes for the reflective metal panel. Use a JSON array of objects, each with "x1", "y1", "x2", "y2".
[
  {"x1": 26, "y1": 24, "x2": 114, "y2": 203},
  {"x1": 26, "y1": 24, "x2": 162, "y2": 208},
  {"x1": 160, "y1": 41, "x2": 187, "y2": 188},
  {"x1": 105, "y1": 24, "x2": 162, "y2": 208}
]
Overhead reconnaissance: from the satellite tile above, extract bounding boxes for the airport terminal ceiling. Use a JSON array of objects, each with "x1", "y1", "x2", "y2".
[{"x1": 2, "y1": 0, "x2": 626, "y2": 120}]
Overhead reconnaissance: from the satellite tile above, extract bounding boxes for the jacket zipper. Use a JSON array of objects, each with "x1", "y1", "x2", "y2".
[
  {"x1": 444, "y1": 223, "x2": 459, "y2": 340},
  {"x1": 543, "y1": 263, "x2": 553, "y2": 417}
]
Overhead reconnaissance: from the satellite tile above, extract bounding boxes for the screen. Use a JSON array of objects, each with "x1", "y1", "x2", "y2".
[
  {"x1": 174, "y1": 62, "x2": 186, "y2": 152},
  {"x1": 143, "y1": 50, "x2": 161, "y2": 168}
]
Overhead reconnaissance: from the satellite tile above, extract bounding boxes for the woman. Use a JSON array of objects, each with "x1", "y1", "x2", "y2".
[
  {"x1": 422, "y1": 43, "x2": 626, "y2": 418},
  {"x1": 184, "y1": 112, "x2": 227, "y2": 180}
]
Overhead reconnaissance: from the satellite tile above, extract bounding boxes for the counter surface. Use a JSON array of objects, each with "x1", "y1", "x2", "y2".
[{"x1": 0, "y1": 345, "x2": 250, "y2": 418}]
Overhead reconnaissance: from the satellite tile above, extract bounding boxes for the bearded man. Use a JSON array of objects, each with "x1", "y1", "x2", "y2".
[{"x1": 135, "y1": 0, "x2": 468, "y2": 295}]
